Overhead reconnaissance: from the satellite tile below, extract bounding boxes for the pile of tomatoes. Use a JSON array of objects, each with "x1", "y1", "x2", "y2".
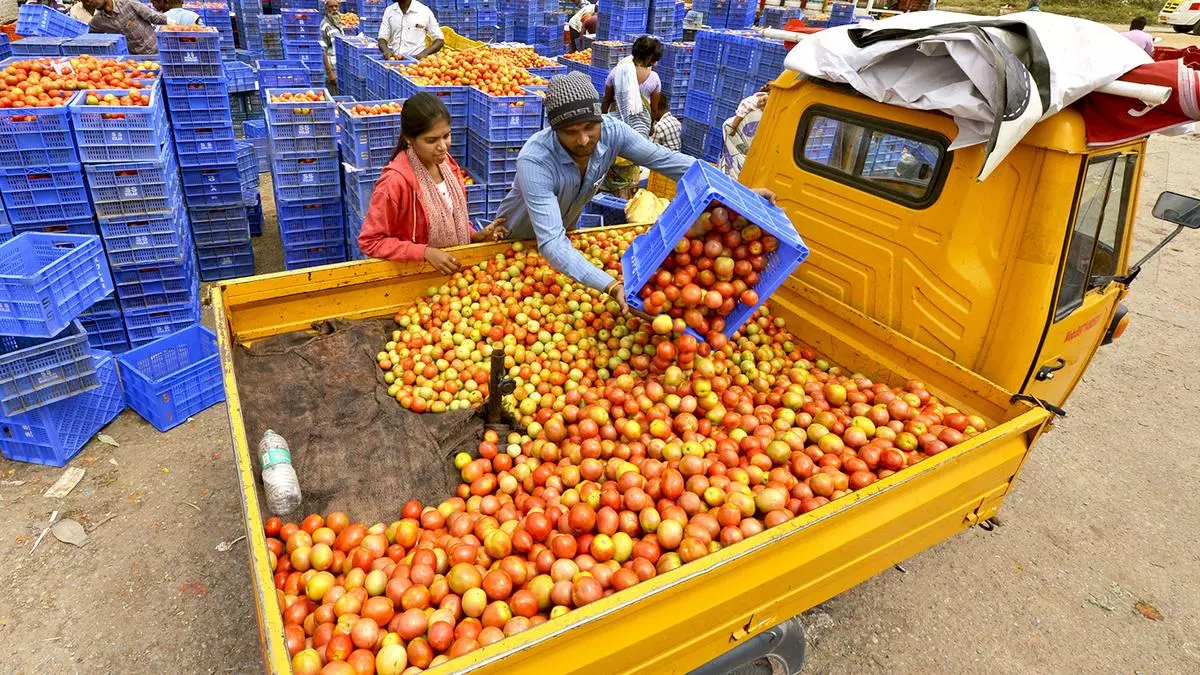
[
  {"x1": 486, "y1": 47, "x2": 557, "y2": 70},
  {"x1": 638, "y1": 205, "x2": 775, "y2": 338},
  {"x1": 347, "y1": 101, "x2": 403, "y2": 117},
  {"x1": 341, "y1": 12, "x2": 361, "y2": 29},
  {"x1": 560, "y1": 50, "x2": 591, "y2": 64},
  {"x1": 0, "y1": 56, "x2": 159, "y2": 109},
  {"x1": 83, "y1": 90, "x2": 151, "y2": 107},
  {"x1": 400, "y1": 48, "x2": 547, "y2": 97},
  {"x1": 270, "y1": 90, "x2": 329, "y2": 103},
  {"x1": 274, "y1": 228, "x2": 992, "y2": 672}
]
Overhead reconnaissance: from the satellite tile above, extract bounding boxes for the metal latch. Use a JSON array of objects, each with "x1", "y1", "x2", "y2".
[{"x1": 1035, "y1": 357, "x2": 1066, "y2": 381}]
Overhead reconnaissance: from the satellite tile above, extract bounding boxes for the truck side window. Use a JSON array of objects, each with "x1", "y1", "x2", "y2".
[
  {"x1": 1055, "y1": 154, "x2": 1134, "y2": 320},
  {"x1": 796, "y1": 110, "x2": 947, "y2": 207}
]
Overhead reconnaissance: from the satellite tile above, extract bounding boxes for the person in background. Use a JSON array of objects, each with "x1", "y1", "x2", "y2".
[
  {"x1": 82, "y1": 0, "x2": 166, "y2": 55},
  {"x1": 493, "y1": 73, "x2": 775, "y2": 313},
  {"x1": 69, "y1": 0, "x2": 94, "y2": 24},
  {"x1": 567, "y1": 1, "x2": 595, "y2": 53},
  {"x1": 319, "y1": 0, "x2": 344, "y2": 90},
  {"x1": 650, "y1": 92, "x2": 681, "y2": 152},
  {"x1": 602, "y1": 35, "x2": 662, "y2": 137},
  {"x1": 1120, "y1": 17, "x2": 1155, "y2": 56},
  {"x1": 719, "y1": 85, "x2": 770, "y2": 180},
  {"x1": 358, "y1": 93, "x2": 504, "y2": 273},
  {"x1": 151, "y1": 0, "x2": 201, "y2": 26},
  {"x1": 1026, "y1": 0, "x2": 1041, "y2": 11},
  {"x1": 377, "y1": 0, "x2": 443, "y2": 60}
]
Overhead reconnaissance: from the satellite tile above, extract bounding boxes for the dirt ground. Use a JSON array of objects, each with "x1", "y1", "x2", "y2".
[{"x1": 3, "y1": 81, "x2": 1200, "y2": 675}]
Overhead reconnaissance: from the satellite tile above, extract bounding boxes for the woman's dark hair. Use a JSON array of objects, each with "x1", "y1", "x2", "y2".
[
  {"x1": 392, "y1": 92, "x2": 452, "y2": 157},
  {"x1": 631, "y1": 36, "x2": 663, "y2": 66}
]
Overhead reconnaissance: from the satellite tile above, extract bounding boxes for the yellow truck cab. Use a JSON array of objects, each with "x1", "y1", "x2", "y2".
[
  {"x1": 742, "y1": 72, "x2": 1147, "y2": 413},
  {"x1": 216, "y1": 67, "x2": 1200, "y2": 674}
]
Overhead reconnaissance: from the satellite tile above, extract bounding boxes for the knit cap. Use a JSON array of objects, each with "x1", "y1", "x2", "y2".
[{"x1": 545, "y1": 72, "x2": 602, "y2": 130}]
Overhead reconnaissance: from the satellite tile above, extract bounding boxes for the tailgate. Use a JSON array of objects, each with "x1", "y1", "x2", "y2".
[{"x1": 212, "y1": 231, "x2": 1053, "y2": 674}]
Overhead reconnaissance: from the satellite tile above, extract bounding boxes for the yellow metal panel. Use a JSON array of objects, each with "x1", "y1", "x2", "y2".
[{"x1": 216, "y1": 231, "x2": 1052, "y2": 673}]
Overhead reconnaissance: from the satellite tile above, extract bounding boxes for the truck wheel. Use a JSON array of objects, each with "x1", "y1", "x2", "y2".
[
  {"x1": 1173, "y1": 23, "x2": 1199, "y2": 33},
  {"x1": 689, "y1": 616, "x2": 807, "y2": 675}
]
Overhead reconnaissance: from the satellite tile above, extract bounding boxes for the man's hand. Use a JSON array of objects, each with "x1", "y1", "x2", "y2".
[
  {"x1": 607, "y1": 282, "x2": 652, "y2": 322},
  {"x1": 752, "y1": 187, "x2": 777, "y2": 204},
  {"x1": 471, "y1": 218, "x2": 509, "y2": 243},
  {"x1": 423, "y1": 247, "x2": 461, "y2": 275}
]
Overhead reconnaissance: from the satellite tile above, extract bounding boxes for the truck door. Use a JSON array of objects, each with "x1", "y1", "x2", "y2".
[{"x1": 1021, "y1": 152, "x2": 1138, "y2": 407}]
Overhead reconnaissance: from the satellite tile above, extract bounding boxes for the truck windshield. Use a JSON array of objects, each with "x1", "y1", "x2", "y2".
[
  {"x1": 1055, "y1": 153, "x2": 1136, "y2": 319},
  {"x1": 795, "y1": 109, "x2": 946, "y2": 207}
]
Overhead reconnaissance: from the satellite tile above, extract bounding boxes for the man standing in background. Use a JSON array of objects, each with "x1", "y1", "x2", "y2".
[
  {"x1": 151, "y1": 0, "x2": 201, "y2": 26},
  {"x1": 83, "y1": 0, "x2": 167, "y2": 55},
  {"x1": 377, "y1": 0, "x2": 443, "y2": 60}
]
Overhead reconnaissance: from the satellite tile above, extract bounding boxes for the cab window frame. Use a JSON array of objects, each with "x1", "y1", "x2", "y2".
[
  {"x1": 1053, "y1": 152, "x2": 1137, "y2": 322},
  {"x1": 793, "y1": 104, "x2": 953, "y2": 209}
]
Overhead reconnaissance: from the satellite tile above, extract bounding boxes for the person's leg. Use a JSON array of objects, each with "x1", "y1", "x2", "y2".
[{"x1": 569, "y1": 27, "x2": 580, "y2": 52}]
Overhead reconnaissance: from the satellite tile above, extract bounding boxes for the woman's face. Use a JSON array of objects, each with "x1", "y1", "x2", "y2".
[{"x1": 408, "y1": 118, "x2": 452, "y2": 167}]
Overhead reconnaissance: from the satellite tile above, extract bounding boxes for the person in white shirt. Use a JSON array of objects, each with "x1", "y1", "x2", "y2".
[
  {"x1": 567, "y1": 1, "x2": 595, "y2": 52},
  {"x1": 377, "y1": 0, "x2": 443, "y2": 60},
  {"x1": 151, "y1": 0, "x2": 201, "y2": 26}
]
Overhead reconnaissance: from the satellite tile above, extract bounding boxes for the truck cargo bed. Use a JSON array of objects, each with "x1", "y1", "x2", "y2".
[{"x1": 212, "y1": 226, "x2": 1053, "y2": 674}]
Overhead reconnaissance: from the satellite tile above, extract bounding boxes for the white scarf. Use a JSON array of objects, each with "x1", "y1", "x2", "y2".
[{"x1": 611, "y1": 56, "x2": 643, "y2": 118}]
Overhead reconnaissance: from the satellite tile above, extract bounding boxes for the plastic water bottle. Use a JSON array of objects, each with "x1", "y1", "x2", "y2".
[{"x1": 259, "y1": 430, "x2": 302, "y2": 516}]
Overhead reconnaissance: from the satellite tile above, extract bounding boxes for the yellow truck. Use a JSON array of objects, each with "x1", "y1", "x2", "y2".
[{"x1": 214, "y1": 68, "x2": 1200, "y2": 673}]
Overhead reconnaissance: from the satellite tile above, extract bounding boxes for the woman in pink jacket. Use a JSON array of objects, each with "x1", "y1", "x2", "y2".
[{"x1": 358, "y1": 93, "x2": 503, "y2": 273}]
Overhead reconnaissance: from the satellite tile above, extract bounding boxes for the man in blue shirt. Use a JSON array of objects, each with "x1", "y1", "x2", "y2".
[{"x1": 495, "y1": 71, "x2": 774, "y2": 313}]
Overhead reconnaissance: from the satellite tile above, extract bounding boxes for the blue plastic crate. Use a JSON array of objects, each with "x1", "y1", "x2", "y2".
[
  {"x1": 156, "y1": 27, "x2": 223, "y2": 77},
  {"x1": 10, "y1": 36, "x2": 68, "y2": 57},
  {"x1": 243, "y1": 118, "x2": 266, "y2": 139},
  {"x1": 0, "y1": 320, "x2": 98, "y2": 416},
  {"x1": 70, "y1": 86, "x2": 170, "y2": 163},
  {"x1": 683, "y1": 90, "x2": 716, "y2": 125},
  {"x1": 15, "y1": 4, "x2": 88, "y2": 38},
  {"x1": 716, "y1": 68, "x2": 756, "y2": 104},
  {"x1": 278, "y1": 196, "x2": 344, "y2": 247},
  {"x1": 179, "y1": 164, "x2": 242, "y2": 208},
  {"x1": 0, "y1": 93, "x2": 82, "y2": 168},
  {"x1": 468, "y1": 87, "x2": 544, "y2": 143},
  {"x1": 621, "y1": 161, "x2": 808, "y2": 340},
  {"x1": 188, "y1": 204, "x2": 251, "y2": 247},
  {"x1": 257, "y1": 59, "x2": 310, "y2": 91},
  {"x1": 584, "y1": 192, "x2": 628, "y2": 225},
  {"x1": 338, "y1": 100, "x2": 404, "y2": 169},
  {"x1": 224, "y1": 61, "x2": 257, "y2": 93},
  {"x1": 78, "y1": 308, "x2": 129, "y2": 354},
  {"x1": 173, "y1": 123, "x2": 238, "y2": 167},
  {"x1": 0, "y1": 233, "x2": 112, "y2": 339},
  {"x1": 61, "y1": 33, "x2": 129, "y2": 56},
  {"x1": 99, "y1": 211, "x2": 190, "y2": 268},
  {"x1": 113, "y1": 253, "x2": 197, "y2": 314},
  {"x1": 237, "y1": 142, "x2": 258, "y2": 186},
  {"x1": 0, "y1": 350, "x2": 123, "y2": 466},
  {"x1": 271, "y1": 154, "x2": 340, "y2": 200},
  {"x1": 163, "y1": 77, "x2": 232, "y2": 125},
  {"x1": 83, "y1": 146, "x2": 180, "y2": 218},
  {"x1": 12, "y1": 218, "x2": 97, "y2": 237},
  {"x1": 591, "y1": 41, "x2": 631, "y2": 70},
  {"x1": 341, "y1": 163, "x2": 381, "y2": 216},
  {"x1": 118, "y1": 324, "x2": 221, "y2": 431},
  {"x1": 283, "y1": 241, "x2": 347, "y2": 270},
  {"x1": 195, "y1": 241, "x2": 256, "y2": 280},
  {"x1": 247, "y1": 195, "x2": 263, "y2": 236},
  {"x1": 122, "y1": 299, "x2": 201, "y2": 348},
  {"x1": 658, "y1": 41, "x2": 694, "y2": 72},
  {"x1": 702, "y1": 125, "x2": 723, "y2": 162},
  {"x1": 283, "y1": 41, "x2": 324, "y2": 62},
  {"x1": 467, "y1": 132, "x2": 522, "y2": 187},
  {"x1": 395, "y1": 73, "x2": 470, "y2": 122},
  {"x1": 264, "y1": 87, "x2": 336, "y2": 138},
  {"x1": 527, "y1": 65, "x2": 566, "y2": 79},
  {"x1": 587, "y1": 66, "x2": 608, "y2": 98},
  {"x1": 687, "y1": 61, "x2": 719, "y2": 98},
  {"x1": 0, "y1": 164, "x2": 92, "y2": 225}
]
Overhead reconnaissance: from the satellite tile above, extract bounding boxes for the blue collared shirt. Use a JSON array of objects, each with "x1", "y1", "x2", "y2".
[{"x1": 495, "y1": 116, "x2": 697, "y2": 291}]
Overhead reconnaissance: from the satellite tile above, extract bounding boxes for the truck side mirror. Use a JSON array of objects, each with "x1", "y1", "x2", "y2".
[{"x1": 1151, "y1": 191, "x2": 1200, "y2": 229}]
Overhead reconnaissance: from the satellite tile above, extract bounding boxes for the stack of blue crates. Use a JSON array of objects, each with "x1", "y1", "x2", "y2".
[
  {"x1": 242, "y1": 119, "x2": 271, "y2": 174},
  {"x1": 352, "y1": 0, "x2": 388, "y2": 41},
  {"x1": 760, "y1": 6, "x2": 806, "y2": 29},
  {"x1": 682, "y1": 30, "x2": 787, "y2": 161},
  {"x1": 432, "y1": 0, "x2": 501, "y2": 43},
  {"x1": 0, "y1": 232, "x2": 126, "y2": 466},
  {"x1": 648, "y1": 0, "x2": 683, "y2": 42},
  {"x1": 185, "y1": 1, "x2": 236, "y2": 60},
  {"x1": 233, "y1": 0, "x2": 265, "y2": 55},
  {"x1": 508, "y1": 0, "x2": 557, "y2": 45},
  {"x1": 157, "y1": 26, "x2": 256, "y2": 285},
  {"x1": 829, "y1": 1, "x2": 858, "y2": 26},
  {"x1": 597, "y1": 0, "x2": 649, "y2": 41},
  {"x1": 266, "y1": 87, "x2": 345, "y2": 269},
  {"x1": 692, "y1": 0, "x2": 756, "y2": 29},
  {"x1": 281, "y1": 9, "x2": 325, "y2": 87},
  {"x1": 61, "y1": 34, "x2": 129, "y2": 57},
  {"x1": 261, "y1": 15, "x2": 285, "y2": 59},
  {"x1": 656, "y1": 41, "x2": 692, "y2": 119},
  {"x1": 0, "y1": 35, "x2": 11, "y2": 60},
  {"x1": 337, "y1": 100, "x2": 404, "y2": 260},
  {"x1": 467, "y1": 86, "x2": 543, "y2": 223},
  {"x1": 395, "y1": 68, "x2": 468, "y2": 165},
  {"x1": 334, "y1": 34, "x2": 380, "y2": 102}
]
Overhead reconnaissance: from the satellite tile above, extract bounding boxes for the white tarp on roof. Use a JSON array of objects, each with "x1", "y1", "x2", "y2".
[{"x1": 784, "y1": 11, "x2": 1153, "y2": 179}]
